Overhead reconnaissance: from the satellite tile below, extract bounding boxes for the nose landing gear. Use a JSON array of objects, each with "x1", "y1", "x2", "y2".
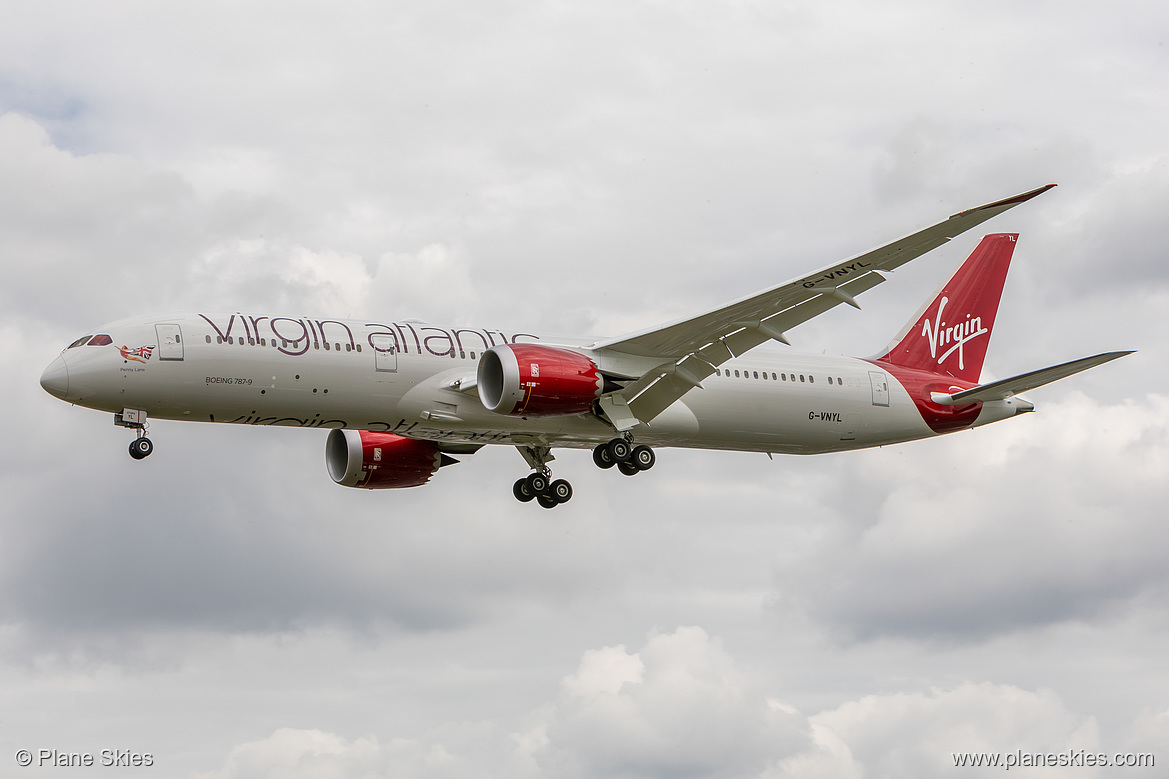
[
  {"x1": 128, "y1": 435, "x2": 154, "y2": 460},
  {"x1": 116, "y1": 409, "x2": 154, "y2": 460}
]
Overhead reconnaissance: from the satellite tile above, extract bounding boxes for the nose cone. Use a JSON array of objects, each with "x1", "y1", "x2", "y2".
[{"x1": 40, "y1": 355, "x2": 70, "y2": 399}]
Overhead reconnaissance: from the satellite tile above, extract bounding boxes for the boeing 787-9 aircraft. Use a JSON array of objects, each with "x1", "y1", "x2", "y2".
[{"x1": 40, "y1": 184, "x2": 1130, "y2": 507}]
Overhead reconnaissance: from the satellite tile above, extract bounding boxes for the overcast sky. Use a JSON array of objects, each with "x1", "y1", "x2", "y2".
[{"x1": 3, "y1": 1, "x2": 1168, "y2": 776}]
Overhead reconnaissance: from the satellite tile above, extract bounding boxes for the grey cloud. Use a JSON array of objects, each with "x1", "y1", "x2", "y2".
[{"x1": 768, "y1": 393, "x2": 1169, "y2": 642}]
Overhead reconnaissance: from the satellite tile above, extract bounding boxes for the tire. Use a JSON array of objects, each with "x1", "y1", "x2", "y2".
[
  {"x1": 606, "y1": 439, "x2": 631, "y2": 463},
  {"x1": 129, "y1": 437, "x2": 153, "y2": 460},
  {"x1": 617, "y1": 461, "x2": 640, "y2": 476},
  {"x1": 592, "y1": 444, "x2": 616, "y2": 469},
  {"x1": 631, "y1": 445, "x2": 655, "y2": 471},
  {"x1": 537, "y1": 494, "x2": 558, "y2": 509},
  {"x1": 550, "y1": 479, "x2": 573, "y2": 503},
  {"x1": 513, "y1": 478, "x2": 535, "y2": 502},
  {"x1": 526, "y1": 472, "x2": 549, "y2": 495}
]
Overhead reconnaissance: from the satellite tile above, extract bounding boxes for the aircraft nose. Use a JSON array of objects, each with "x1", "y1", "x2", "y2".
[{"x1": 40, "y1": 355, "x2": 70, "y2": 399}]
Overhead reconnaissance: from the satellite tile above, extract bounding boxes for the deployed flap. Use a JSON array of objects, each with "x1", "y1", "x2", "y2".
[
  {"x1": 592, "y1": 184, "x2": 1055, "y2": 359},
  {"x1": 931, "y1": 351, "x2": 1133, "y2": 405}
]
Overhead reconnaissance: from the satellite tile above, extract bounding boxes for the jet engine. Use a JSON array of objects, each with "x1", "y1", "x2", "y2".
[
  {"x1": 325, "y1": 429, "x2": 454, "y2": 489},
  {"x1": 477, "y1": 344, "x2": 602, "y2": 417}
]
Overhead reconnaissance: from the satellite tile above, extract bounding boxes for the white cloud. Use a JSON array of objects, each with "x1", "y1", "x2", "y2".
[{"x1": 536, "y1": 627, "x2": 811, "y2": 778}]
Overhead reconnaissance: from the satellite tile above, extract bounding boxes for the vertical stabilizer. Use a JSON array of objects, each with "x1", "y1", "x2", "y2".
[{"x1": 876, "y1": 233, "x2": 1018, "y2": 383}]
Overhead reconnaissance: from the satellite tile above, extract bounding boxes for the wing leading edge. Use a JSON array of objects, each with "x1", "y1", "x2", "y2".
[{"x1": 590, "y1": 184, "x2": 1057, "y2": 426}]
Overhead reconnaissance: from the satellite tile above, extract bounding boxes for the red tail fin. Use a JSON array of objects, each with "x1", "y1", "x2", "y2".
[{"x1": 876, "y1": 233, "x2": 1018, "y2": 383}]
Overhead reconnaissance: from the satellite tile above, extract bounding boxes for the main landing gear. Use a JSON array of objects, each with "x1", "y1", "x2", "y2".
[
  {"x1": 513, "y1": 444, "x2": 573, "y2": 509},
  {"x1": 116, "y1": 409, "x2": 154, "y2": 460},
  {"x1": 510, "y1": 438, "x2": 655, "y2": 507},
  {"x1": 592, "y1": 437, "x2": 655, "y2": 476},
  {"x1": 512, "y1": 470, "x2": 574, "y2": 509}
]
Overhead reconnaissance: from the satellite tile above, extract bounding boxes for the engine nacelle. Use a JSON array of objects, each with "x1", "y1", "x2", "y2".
[
  {"x1": 477, "y1": 343, "x2": 602, "y2": 417},
  {"x1": 325, "y1": 429, "x2": 444, "y2": 489}
]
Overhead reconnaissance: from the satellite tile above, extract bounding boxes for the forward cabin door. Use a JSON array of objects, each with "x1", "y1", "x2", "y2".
[
  {"x1": 371, "y1": 334, "x2": 398, "y2": 372},
  {"x1": 155, "y1": 324, "x2": 184, "y2": 361}
]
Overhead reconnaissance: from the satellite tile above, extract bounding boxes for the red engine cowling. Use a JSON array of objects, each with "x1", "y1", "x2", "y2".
[
  {"x1": 477, "y1": 344, "x2": 602, "y2": 417},
  {"x1": 326, "y1": 429, "x2": 444, "y2": 489}
]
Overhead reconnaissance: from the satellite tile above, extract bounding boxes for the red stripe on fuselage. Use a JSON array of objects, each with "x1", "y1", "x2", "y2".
[{"x1": 869, "y1": 360, "x2": 982, "y2": 434}]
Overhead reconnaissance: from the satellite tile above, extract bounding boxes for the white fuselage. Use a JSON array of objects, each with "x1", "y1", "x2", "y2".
[{"x1": 42, "y1": 313, "x2": 1027, "y2": 455}]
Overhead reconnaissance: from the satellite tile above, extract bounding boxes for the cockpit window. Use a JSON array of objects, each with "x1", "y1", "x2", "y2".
[
  {"x1": 88, "y1": 334, "x2": 114, "y2": 346},
  {"x1": 68, "y1": 336, "x2": 93, "y2": 349}
]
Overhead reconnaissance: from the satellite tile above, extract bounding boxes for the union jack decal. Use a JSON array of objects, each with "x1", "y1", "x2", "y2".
[{"x1": 120, "y1": 345, "x2": 155, "y2": 363}]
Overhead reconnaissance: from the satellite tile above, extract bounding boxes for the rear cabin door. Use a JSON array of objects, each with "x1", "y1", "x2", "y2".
[
  {"x1": 868, "y1": 370, "x2": 889, "y2": 407},
  {"x1": 155, "y1": 324, "x2": 184, "y2": 361}
]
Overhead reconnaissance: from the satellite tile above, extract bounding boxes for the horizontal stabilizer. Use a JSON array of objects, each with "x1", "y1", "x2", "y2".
[{"x1": 930, "y1": 351, "x2": 1134, "y2": 405}]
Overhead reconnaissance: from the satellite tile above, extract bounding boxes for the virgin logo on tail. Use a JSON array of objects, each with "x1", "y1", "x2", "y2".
[{"x1": 922, "y1": 296, "x2": 988, "y2": 372}]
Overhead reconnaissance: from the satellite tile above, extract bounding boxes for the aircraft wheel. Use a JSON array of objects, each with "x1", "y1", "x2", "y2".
[
  {"x1": 606, "y1": 438, "x2": 631, "y2": 463},
  {"x1": 631, "y1": 445, "x2": 655, "y2": 471},
  {"x1": 617, "y1": 461, "x2": 640, "y2": 476},
  {"x1": 513, "y1": 478, "x2": 536, "y2": 502},
  {"x1": 526, "y1": 472, "x2": 549, "y2": 495},
  {"x1": 129, "y1": 437, "x2": 154, "y2": 460},
  {"x1": 537, "y1": 493, "x2": 559, "y2": 509},
  {"x1": 592, "y1": 444, "x2": 616, "y2": 469},
  {"x1": 549, "y1": 479, "x2": 573, "y2": 504}
]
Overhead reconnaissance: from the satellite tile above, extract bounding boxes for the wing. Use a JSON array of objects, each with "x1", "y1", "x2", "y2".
[
  {"x1": 590, "y1": 184, "x2": 1056, "y2": 426},
  {"x1": 931, "y1": 351, "x2": 1134, "y2": 405}
]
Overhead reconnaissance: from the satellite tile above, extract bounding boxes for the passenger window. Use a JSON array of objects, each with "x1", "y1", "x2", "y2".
[
  {"x1": 228, "y1": 337, "x2": 234, "y2": 345},
  {"x1": 324, "y1": 342, "x2": 330, "y2": 350},
  {"x1": 217, "y1": 336, "x2": 223, "y2": 344},
  {"x1": 838, "y1": 377, "x2": 843, "y2": 385},
  {"x1": 800, "y1": 374, "x2": 805, "y2": 382},
  {"x1": 762, "y1": 372, "x2": 768, "y2": 380},
  {"x1": 781, "y1": 373, "x2": 786, "y2": 381},
  {"x1": 345, "y1": 343, "x2": 352, "y2": 352},
  {"x1": 261, "y1": 339, "x2": 266, "y2": 346},
  {"x1": 772, "y1": 373, "x2": 777, "y2": 380},
  {"x1": 335, "y1": 343, "x2": 340, "y2": 351},
  {"x1": 460, "y1": 351, "x2": 466, "y2": 359},
  {"x1": 734, "y1": 370, "x2": 740, "y2": 378},
  {"x1": 470, "y1": 351, "x2": 477, "y2": 360},
  {"x1": 356, "y1": 344, "x2": 362, "y2": 353},
  {"x1": 753, "y1": 371, "x2": 759, "y2": 379},
  {"x1": 205, "y1": 335, "x2": 212, "y2": 344},
  {"x1": 809, "y1": 375, "x2": 814, "y2": 383}
]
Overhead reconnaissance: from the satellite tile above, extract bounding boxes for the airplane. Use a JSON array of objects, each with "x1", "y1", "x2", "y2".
[{"x1": 40, "y1": 184, "x2": 1131, "y2": 508}]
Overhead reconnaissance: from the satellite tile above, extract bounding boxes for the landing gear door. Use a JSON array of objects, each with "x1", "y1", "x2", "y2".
[
  {"x1": 868, "y1": 371, "x2": 889, "y2": 407},
  {"x1": 371, "y1": 335, "x2": 398, "y2": 372},
  {"x1": 155, "y1": 324, "x2": 184, "y2": 361}
]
